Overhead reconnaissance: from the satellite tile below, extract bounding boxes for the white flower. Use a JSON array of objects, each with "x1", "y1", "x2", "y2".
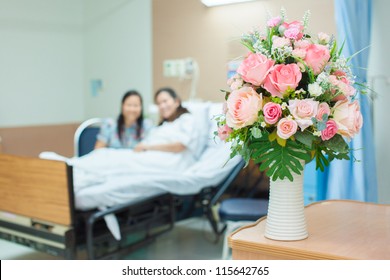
[
  {"x1": 260, "y1": 122, "x2": 267, "y2": 128},
  {"x1": 308, "y1": 83, "x2": 323, "y2": 97},
  {"x1": 316, "y1": 72, "x2": 329, "y2": 83},
  {"x1": 281, "y1": 102, "x2": 288, "y2": 110},
  {"x1": 286, "y1": 115, "x2": 294, "y2": 120},
  {"x1": 295, "y1": 88, "x2": 306, "y2": 94},
  {"x1": 313, "y1": 131, "x2": 321, "y2": 137},
  {"x1": 318, "y1": 32, "x2": 330, "y2": 44}
]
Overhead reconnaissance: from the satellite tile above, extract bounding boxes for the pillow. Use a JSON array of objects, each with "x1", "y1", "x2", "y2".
[{"x1": 182, "y1": 101, "x2": 211, "y2": 159}]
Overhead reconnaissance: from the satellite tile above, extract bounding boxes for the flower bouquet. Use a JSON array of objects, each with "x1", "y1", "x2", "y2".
[{"x1": 216, "y1": 10, "x2": 363, "y2": 240}]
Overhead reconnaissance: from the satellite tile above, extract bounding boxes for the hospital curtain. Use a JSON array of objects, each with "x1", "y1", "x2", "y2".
[{"x1": 324, "y1": 0, "x2": 377, "y2": 202}]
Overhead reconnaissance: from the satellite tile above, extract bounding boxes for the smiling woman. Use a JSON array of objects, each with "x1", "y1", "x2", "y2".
[
  {"x1": 94, "y1": 90, "x2": 153, "y2": 150},
  {"x1": 133, "y1": 87, "x2": 191, "y2": 153}
]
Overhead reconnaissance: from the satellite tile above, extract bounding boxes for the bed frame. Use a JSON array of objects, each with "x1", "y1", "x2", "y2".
[
  {"x1": 0, "y1": 152, "x2": 243, "y2": 259},
  {"x1": 0, "y1": 154, "x2": 174, "y2": 259}
]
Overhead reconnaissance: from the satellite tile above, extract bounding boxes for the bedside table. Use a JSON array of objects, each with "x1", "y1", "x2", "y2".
[{"x1": 229, "y1": 200, "x2": 390, "y2": 260}]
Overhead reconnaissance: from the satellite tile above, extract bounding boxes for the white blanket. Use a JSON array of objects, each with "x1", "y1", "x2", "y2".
[{"x1": 71, "y1": 143, "x2": 241, "y2": 210}]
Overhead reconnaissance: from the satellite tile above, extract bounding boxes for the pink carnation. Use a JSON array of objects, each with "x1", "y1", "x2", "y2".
[
  {"x1": 321, "y1": 120, "x2": 338, "y2": 141},
  {"x1": 273, "y1": 36, "x2": 291, "y2": 48},
  {"x1": 267, "y1": 16, "x2": 281, "y2": 27},
  {"x1": 263, "y1": 102, "x2": 282, "y2": 124},
  {"x1": 217, "y1": 125, "x2": 233, "y2": 141},
  {"x1": 226, "y1": 86, "x2": 263, "y2": 129},
  {"x1": 263, "y1": 63, "x2": 302, "y2": 97},
  {"x1": 237, "y1": 53, "x2": 275, "y2": 86},
  {"x1": 294, "y1": 40, "x2": 311, "y2": 49},
  {"x1": 281, "y1": 21, "x2": 304, "y2": 40},
  {"x1": 292, "y1": 48, "x2": 306, "y2": 59},
  {"x1": 277, "y1": 118, "x2": 298, "y2": 139},
  {"x1": 304, "y1": 44, "x2": 330, "y2": 75}
]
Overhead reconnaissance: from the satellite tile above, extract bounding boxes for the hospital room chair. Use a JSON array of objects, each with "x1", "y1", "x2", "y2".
[{"x1": 210, "y1": 161, "x2": 269, "y2": 259}]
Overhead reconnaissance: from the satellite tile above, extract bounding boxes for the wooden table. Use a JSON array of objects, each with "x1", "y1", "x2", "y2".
[{"x1": 229, "y1": 200, "x2": 390, "y2": 260}]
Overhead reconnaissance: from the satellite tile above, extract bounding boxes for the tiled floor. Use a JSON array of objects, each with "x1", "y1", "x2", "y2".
[{"x1": 0, "y1": 217, "x2": 229, "y2": 260}]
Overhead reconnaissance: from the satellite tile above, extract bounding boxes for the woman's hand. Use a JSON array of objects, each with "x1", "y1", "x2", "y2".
[{"x1": 134, "y1": 143, "x2": 148, "y2": 152}]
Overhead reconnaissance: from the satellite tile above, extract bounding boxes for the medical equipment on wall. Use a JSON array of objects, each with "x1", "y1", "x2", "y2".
[{"x1": 163, "y1": 58, "x2": 200, "y2": 101}]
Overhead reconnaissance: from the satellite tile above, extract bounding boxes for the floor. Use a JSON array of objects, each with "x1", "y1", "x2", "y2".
[{"x1": 0, "y1": 217, "x2": 236, "y2": 260}]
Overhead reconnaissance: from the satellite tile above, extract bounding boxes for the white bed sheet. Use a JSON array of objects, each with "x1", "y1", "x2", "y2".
[{"x1": 74, "y1": 141, "x2": 241, "y2": 211}]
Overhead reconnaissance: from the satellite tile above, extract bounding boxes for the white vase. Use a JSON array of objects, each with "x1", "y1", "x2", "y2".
[{"x1": 264, "y1": 170, "x2": 308, "y2": 241}]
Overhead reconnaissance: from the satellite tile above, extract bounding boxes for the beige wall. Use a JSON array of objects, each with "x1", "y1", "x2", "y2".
[
  {"x1": 153, "y1": 0, "x2": 336, "y2": 102},
  {"x1": 0, "y1": 123, "x2": 79, "y2": 158}
]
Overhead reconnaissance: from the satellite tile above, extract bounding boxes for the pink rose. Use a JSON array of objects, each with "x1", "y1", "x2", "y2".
[
  {"x1": 277, "y1": 118, "x2": 298, "y2": 139},
  {"x1": 267, "y1": 16, "x2": 281, "y2": 27},
  {"x1": 316, "y1": 102, "x2": 331, "y2": 120},
  {"x1": 321, "y1": 120, "x2": 338, "y2": 141},
  {"x1": 332, "y1": 100, "x2": 363, "y2": 139},
  {"x1": 288, "y1": 98, "x2": 319, "y2": 131},
  {"x1": 237, "y1": 53, "x2": 275, "y2": 86},
  {"x1": 218, "y1": 125, "x2": 233, "y2": 141},
  {"x1": 263, "y1": 102, "x2": 282, "y2": 124},
  {"x1": 226, "y1": 86, "x2": 263, "y2": 129},
  {"x1": 281, "y1": 21, "x2": 304, "y2": 40},
  {"x1": 304, "y1": 44, "x2": 330, "y2": 75},
  {"x1": 263, "y1": 64, "x2": 302, "y2": 97}
]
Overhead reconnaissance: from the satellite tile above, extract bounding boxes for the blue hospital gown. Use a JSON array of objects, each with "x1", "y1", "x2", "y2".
[{"x1": 96, "y1": 118, "x2": 153, "y2": 149}]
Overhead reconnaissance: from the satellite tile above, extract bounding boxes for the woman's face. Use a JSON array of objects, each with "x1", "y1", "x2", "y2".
[
  {"x1": 156, "y1": 91, "x2": 180, "y2": 120},
  {"x1": 122, "y1": 95, "x2": 142, "y2": 125}
]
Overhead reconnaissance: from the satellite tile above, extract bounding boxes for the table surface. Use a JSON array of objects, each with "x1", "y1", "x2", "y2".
[{"x1": 229, "y1": 200, "x2": 390, "y2": 260}]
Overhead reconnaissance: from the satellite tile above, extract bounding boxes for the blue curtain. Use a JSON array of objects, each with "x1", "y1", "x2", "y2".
[{"x1": 324, "y1": 0, "x2": 377, "y2": 202}]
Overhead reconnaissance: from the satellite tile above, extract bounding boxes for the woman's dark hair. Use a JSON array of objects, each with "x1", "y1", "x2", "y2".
[
  {"x1": 117, "y1": 90, "x2": 144, "y2": 142},
  {"x1": 154, "y1": 87, "x2": 189, "y2": 125}
]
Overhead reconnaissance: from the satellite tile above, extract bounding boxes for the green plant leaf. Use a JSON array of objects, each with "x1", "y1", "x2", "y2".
[
  {"x1": 323, "y1": 134, "x2": 349, "y2": 153},
  {"x1": 295, "y1": 130, "x2": 316, "y2": 148},
  {"x1": 251, "y1": 127, "x2": 262, "y2": 138},
  {"x1": 250, "y1": 138, "x2": 311, "y2": 182}
]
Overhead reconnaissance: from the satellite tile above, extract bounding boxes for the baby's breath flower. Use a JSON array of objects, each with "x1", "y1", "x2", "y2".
[{"x1": 313, "y1": 131, "x2": 321, "y2": 137}]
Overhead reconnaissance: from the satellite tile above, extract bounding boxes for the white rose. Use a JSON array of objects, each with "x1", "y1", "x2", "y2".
[{"x1": 308, "y1": 83, "x2": 323, "y2": 97}]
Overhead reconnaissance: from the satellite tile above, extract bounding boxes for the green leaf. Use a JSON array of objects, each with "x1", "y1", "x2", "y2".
[
  {"x1": 323, "y1": 134, "x2": 349, "y2": 153},
  {"x1": 250, "y1": 138, "x2": 310, "y2": 182},
  {"x1": 251, "y1": 127, "x2": 262, "y2": 138},
  {"x1": 241, "y1": 39, "x2": 255, "y2": 53},
  {"x1": 295, "y1": 130, "x2": 316, "y2": 148}
]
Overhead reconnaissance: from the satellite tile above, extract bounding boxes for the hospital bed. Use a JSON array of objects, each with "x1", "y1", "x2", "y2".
[{"x1": 0, "y1": 102, "x2": 243, "y2": 259}]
